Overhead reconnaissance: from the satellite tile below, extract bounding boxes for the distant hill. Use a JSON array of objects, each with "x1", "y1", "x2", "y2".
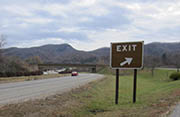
[
  {"x1": 3, "y1": 42, "x2": 180, "y2": 64},
  {"x1": 3, "y1": 44, "x2": 105, "y2": 64},
  {"x1": 145, "y1": 42, "x2": 180, "y2": 56}
]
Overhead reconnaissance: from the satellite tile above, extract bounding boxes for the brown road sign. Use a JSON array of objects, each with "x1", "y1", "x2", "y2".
[{"x1": 110, "y1": 41, "x2": 144, "y2": 69}]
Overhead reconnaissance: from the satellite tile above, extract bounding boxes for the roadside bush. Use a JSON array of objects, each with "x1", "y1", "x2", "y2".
[
  {"x1": 6, "y1": 72, "x2": 16, "y2": 77},
  {"x1": 37, "y1": 71, "x2": 43, "y2": 75},
  {"x1": 0, "y1": 72, "x2": 6, "y2": 77},
  {"x1": 30, "y1": 71, "x2": 43, "y2": 76},
  {"x1": 169, "y1": 72, "x2": 180, "y2": 81},
  {"x1": 16, "y1": 72, "x2": 24, "y2": 77},
  {"x1": 24, "y1": 72, "x2": 31, "y2": 76},
  {"x1": 0, "y1": 71, "x2": 43, "y2": 77},
  {"x1": 31, "y1": 71, "x2": 37, "y2": 76}
]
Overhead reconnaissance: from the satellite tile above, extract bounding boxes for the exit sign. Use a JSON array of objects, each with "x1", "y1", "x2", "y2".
[{"x1": 110, "y1": 41, "x2": 144, "y2": 69}]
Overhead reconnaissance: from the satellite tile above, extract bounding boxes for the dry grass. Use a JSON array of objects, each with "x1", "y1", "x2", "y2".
[
  {"x1": 0, "y1": 74, "x2": 70, "y2": 84},
  {"x1": 0, "y1": 76, "x2": 179, "y2": 117},
  {"x1": 0, "y1": 69, "x2": 180, "y2": 117}
]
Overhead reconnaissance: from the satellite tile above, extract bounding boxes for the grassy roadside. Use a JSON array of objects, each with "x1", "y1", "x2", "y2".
[
  {"x1": 0, "y1": 68, "x2": 180, "y2": 117},
  {"x1": 0, "y1": 74, "x2": 70, "y2": 83},
  {"x1": 70, "y1": 69, "x2": 180, "y2": 117}
]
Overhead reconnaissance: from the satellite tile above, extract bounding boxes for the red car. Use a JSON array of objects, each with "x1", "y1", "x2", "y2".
[{"x1": 71, "y1": 71, "x2": 78, "y2": 76}]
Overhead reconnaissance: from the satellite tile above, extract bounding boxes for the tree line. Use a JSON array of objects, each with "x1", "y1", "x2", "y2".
[
  {"x1": 1, "y1": 34, "x2": 180, "y2": 77},
  {"x1": 0, "y1": 36, "x2": 43, "y2": 77}
]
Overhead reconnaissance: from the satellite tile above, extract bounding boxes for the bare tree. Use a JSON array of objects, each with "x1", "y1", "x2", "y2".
[
  {"x1": 170, "y1": 53, "x2": 180, "y2": 72},
  {"x1": 0, "y1": 34, "x2": 6, "y2": 48},
  {"x1": 161, "y1": 53, "x2": 169, "y2": 66},
  {"x1": 144, "y1": 55, "x2": 161, "y2": 77},
  {"x1": 0, "y1": 34, "x2": 6, "y2": 62},
  {"x1": 25, "y1": 56, "x2": 43, "y2": 65}
]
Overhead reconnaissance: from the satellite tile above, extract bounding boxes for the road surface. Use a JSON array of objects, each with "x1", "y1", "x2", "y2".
[
  {"x1": 0, "y1": 73, "x2": 104, "y2": 105},
  {"x1": 170, "y1": 103, "x2": 180, "y2": 117}
]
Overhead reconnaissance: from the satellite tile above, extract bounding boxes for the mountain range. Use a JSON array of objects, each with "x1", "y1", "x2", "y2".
[{"x1": 3, "y1": 42, "x2": 180, "y2": 64}]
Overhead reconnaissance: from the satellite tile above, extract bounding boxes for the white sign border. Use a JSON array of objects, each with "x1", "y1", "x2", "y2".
[{"x1": 110, "y1": 41, "x2": 144, "y2": 70}]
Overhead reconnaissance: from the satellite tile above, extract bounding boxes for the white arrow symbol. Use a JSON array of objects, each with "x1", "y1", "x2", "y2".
[{"x1": 120, "y1": 58, "x2": 133, "y2": 66}]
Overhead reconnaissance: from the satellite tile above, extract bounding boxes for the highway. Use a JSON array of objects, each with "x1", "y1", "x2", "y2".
[
  {"x1": 170, "y1": 103, "x2": 180, "y2": 117},
  {"x1": 0, "y1": 73, "x2": 104, "y2": 105}
]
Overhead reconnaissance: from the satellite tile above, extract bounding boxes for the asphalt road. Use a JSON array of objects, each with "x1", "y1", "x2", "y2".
[
  {"x1": 170, "y1": 103, "x2": 180, "y2": 117},
  {"x1": 0, "y1": 73, "x2": 104, "y2": 105}
]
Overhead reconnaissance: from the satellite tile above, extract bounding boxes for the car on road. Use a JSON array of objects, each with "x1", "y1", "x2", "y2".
[{"x1": 71, "y1": 71, "x2": 78, "y2": 76}]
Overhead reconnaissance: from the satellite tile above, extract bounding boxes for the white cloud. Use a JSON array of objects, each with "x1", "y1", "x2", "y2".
[
  {"x1": 14, "y1": 38, "x2": 66, "y2": 48},
  {"x1": 78, "y1": 17, "x2": 92, "y2": 22},
  {"x1": 1, "y1": 0, "x2": 180, "y2": 50},
  {"x1": 57, "y1": 27, "x2": 80, "y2": 33},
  {"x1": 73, "y1": 0, "x2": 97, "y2": 7},
  {"x1": 19, "y1": 17, "x2": 54, "y2": 24},
  {"x1": 3, "y1": 5, "x2": 33, "y2": 17},
  {"x1": 40, "y1": 0, "x2": 109, "y2": 17},
  {"x1": 41, "y1": 4, "x2": 68, "y2": 17}
]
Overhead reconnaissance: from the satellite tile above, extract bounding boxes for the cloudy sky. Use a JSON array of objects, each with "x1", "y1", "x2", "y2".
[{"x1": 0, "y1": 0, "x2": 180, "y2": 50}]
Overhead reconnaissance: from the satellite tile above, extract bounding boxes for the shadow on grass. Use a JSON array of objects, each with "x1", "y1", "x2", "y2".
[{"x1": 89, "y1": 108, "x2": 110, "y2": 115}]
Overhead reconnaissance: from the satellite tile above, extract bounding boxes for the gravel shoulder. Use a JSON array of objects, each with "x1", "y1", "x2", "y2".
[{"x1": 169, "y1": 103, "x2": 180, "y2": 117}]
